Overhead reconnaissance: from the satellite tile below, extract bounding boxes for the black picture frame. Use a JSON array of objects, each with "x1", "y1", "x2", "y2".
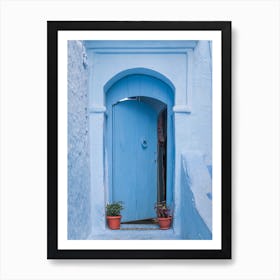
[{"x1": 47, "y1": 21, "x2": 231, "y2": 259}]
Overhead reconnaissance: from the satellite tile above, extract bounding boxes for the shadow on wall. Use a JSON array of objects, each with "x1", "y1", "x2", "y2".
[{"x1": 180, "y1": 151, "x2": 212, "y2": 240}]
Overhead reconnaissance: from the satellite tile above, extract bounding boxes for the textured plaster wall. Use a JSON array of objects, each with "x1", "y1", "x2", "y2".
[
  {"x1": 181, "y1": 152, "x2": 212, "y2": 239},
  {"x1": 179, "y1": 41, "x2": 212, "y2": 236},
  {"x1": 68, "y1": 41, "x2": 91, "y2": 239},
  {"x1": 187, "y1": 41, "x2": 212, "y2": 169}
]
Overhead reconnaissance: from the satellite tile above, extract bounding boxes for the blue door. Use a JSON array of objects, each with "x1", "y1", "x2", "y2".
[{"x1": 112, "y1": 99, "x2": 157, "y2": 222}]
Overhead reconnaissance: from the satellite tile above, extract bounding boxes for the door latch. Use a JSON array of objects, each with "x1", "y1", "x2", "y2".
[{"x1": 141, "y1": 138, "x2": 148, "y2": 149}]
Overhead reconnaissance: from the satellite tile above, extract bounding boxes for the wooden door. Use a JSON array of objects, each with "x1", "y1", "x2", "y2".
[{"x1": 112, "y1": 99, "x2": 157, "y2": 222}]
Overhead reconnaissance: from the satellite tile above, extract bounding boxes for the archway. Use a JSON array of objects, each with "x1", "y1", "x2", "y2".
[{"x1": 105, "y1": 73, "x2": 174, "y2": 224}]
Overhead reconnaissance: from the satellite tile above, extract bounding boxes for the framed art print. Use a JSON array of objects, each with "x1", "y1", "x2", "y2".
[{"x1": 47, "y1": 21, "x2": 231, "y2": 259}]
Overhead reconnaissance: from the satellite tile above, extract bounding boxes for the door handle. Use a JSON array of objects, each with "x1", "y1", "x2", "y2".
[{"x1": 141, "y1": 138, "x2": 148, "y2": 149}]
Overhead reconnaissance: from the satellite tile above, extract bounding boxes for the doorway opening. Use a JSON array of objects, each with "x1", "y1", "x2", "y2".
[
  {"x1": 157, "y1": 107, "x2": 167, "y2": 204},
  {"x1": 109, "y1": 96, "x2": 167, "y2": 224},
  {"x1": 110, "y1": 96, "x2": 168, "y2": 226},
  {"x1": 105, "y1": 73, "x2": 174, "y2": 231}
]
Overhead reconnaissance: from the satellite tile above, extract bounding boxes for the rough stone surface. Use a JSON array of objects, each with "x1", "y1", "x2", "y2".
[{"x1": 68, "y1": 40, "x2": 91, "y2": 240}]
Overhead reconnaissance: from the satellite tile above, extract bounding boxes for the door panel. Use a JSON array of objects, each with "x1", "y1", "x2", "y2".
[{"x1": 112, "y1": 100, "x2": 157, "y2": 222}]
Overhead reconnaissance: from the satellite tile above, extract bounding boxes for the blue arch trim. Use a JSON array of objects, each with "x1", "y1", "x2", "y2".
[{"x1": 104, "y1": 67, "x2": 175, "y2": 93}]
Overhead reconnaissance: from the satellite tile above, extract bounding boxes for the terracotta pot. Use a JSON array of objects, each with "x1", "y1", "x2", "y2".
[
  {"x1": 106, "y1": 215, "x2": 122, "y2": 230},
  {"x1": 158, "y1": 216, "x2": 172, "y2": 230}
]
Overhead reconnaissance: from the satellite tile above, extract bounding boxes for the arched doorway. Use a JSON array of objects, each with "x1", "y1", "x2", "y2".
[{"x1": 106, "y1": 74, "x2": 174, "y2": 223}]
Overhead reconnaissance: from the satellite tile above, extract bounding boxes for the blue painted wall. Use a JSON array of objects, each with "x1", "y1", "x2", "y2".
[
  {"x1": 181, "y1": 151, "x2": 212, "y2": 239},
  {"x1": 68, "y1": 40, "x2": 213, "y2": 239},
  {"x1": 67, "y1": 41, "x2": 91, "y2": 239},
  {"x1": 178, "y1": 41, "x2": 212, "y2": 238},
  {"x1": 191, "y1": 41, "x2": 212, "y2": 167}
]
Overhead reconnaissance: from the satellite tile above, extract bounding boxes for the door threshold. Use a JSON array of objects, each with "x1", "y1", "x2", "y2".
[
  {"x1": 120, "y1": 227, "x2": 159, "y2": 230},
  {"x1": 121, "y1": 218, "x2": 157, "y2": 225},
  {"x1": 119, "y1": 223, "x2": 159, "y2": 230}
]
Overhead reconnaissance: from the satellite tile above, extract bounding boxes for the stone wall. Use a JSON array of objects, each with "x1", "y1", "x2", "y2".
[{"x1": 67, "y1": 40, "x2": 91, "y2": 239}]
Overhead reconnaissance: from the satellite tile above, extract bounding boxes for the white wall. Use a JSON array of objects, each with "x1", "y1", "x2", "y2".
[{"x1": 0, "y1": 1, "x2": 279, "y2": 280}]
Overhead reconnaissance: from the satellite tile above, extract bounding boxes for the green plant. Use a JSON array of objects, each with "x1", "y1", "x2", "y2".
[
  {"x1": 106, "y1": 201, "x2": 124, "y2": 216},
  {"x1": 154, "y1": 201, "x2": 171, "y2": 218}
]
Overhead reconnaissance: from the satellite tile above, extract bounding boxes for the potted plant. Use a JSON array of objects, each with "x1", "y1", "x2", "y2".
[
  {"x1": 106, "y1": 201, "x2": 124, "y2": 230},
  {"x1": 154, "y1": 201, "x2": 172, "y2": 230}
]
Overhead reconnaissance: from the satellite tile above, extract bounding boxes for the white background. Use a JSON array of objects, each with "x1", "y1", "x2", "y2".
[{"x1": 0, "y1": 0, "x2": 279, "y2": 279}]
